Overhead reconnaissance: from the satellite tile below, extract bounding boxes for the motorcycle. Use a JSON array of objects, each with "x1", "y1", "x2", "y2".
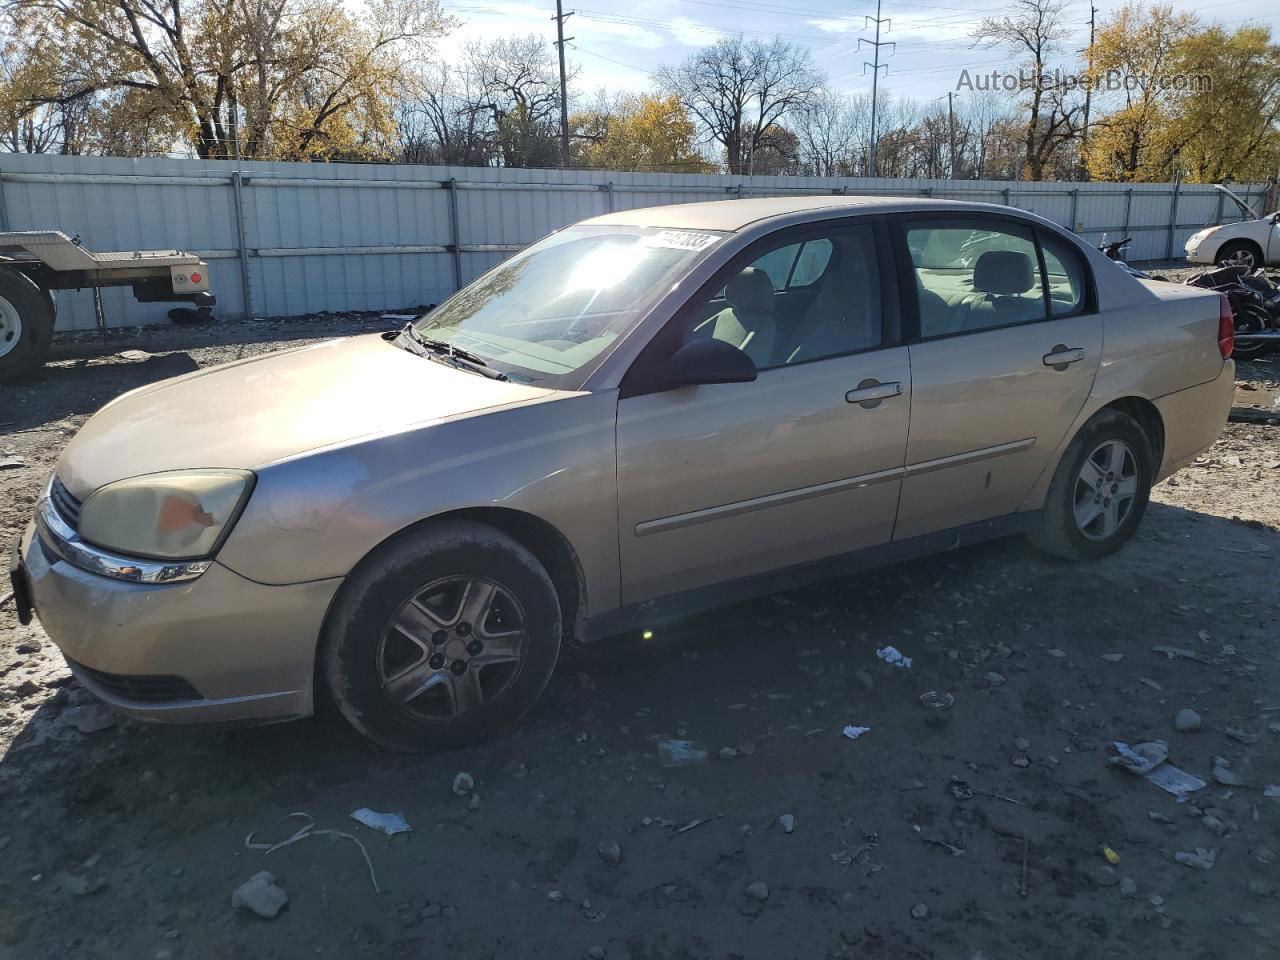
[
  {"x1": 1097, "y1": 235, "x2": 1168, "y2": 281},
  {"x1": 1184, "y1": 263, "x2": 1280, "y2": 360}
]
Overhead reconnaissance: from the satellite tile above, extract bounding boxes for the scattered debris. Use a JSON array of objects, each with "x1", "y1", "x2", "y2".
[
  {"x1": 777, "y1": 814, "x2": 796, "y2": 834},
  {"x1": 63, "y1": 704, "x2": 116, "y2": 734},
  {"x1": 672, "y1": 815, "x2": 722, "y2": 836},
  {"x1": 744, "y1": 880, "x2": 769, "y2": 901},
  {"x1": 1211, "y1": 762, "x2": 1246, "y2": 787},
  {"x1": 919, "y1": 690, "x2": 954, "y2": 712},
  {"x1": 875, "y1": 646, "x2": 912, "y2": 669},
  {"x1": 1100, "y1": 652, "x2": 1125, "y2": 663},
  {"x1": 910, "y1": 902, "x2": 929, "y2": 920},
  {"x1": 1264, "y1": 785, "x2": 1280, "y2": 798},
  {"x1": 245, "y1": 813, "x2": 380, "y2": 893},
  {"x1": 842, "y1": 725, "x2": 871, "y2": 741},
  {"x1": 597, "y1": 840, "x2": 623, "y2": 865},
  {"x1": 350, "y1": 808, "x2": 411, "y2": 836},
  {"x1": 1174, "y1": 708, "x2": 1202, "y2": 732},
  {"x1": 452, "y1": 772, "x2": 475, "y2": 796},
  {"x1": 1153, "y1": 645, "x2": 1215, "y2": 664},
  {"x1": 656, "y1": 739, "x2": 708, "y2": 766},
  {"x1": 1109, "y1": 740, "x2": 1168, "y2": 775},
  {"x1": 718, "y1": 746, "x2": 738, "y2": 760},
  {"x1": 231, "y1": 871, "x2": 288, "y2": 919},
  {"x1": 1119, "y1": 877, "x2": 1138, "y2": 897},
  {"x1": 1102, "y1": 846, "x2": 1121, "y2": 865},
  {"x1": 0, "y1": 456, "x2": 25, "y2": 470},
  {"x1": 1174, "y1": 848, "x2": 1217, "y2": 871},
  {"x1": 117, "y1": 349, "x2": 151, "y2": 361}
]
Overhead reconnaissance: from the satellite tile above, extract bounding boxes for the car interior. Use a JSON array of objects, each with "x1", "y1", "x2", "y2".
[{"x1": 687, "y1": 227, "x2": 882, "y2": 368}]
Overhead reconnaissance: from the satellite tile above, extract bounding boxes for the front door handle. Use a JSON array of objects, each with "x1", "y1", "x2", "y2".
[
  {"x1": 846, "y1": 379, "x2": 903, "y2": 409},
  {"x1": 1043, "y1": 345, "x2": 1086, "y2": 369}
]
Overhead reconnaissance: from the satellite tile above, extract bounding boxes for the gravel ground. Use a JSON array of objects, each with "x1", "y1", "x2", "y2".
[{"x1": 1, "y1": 316, "x2": 1279, "y2": 960}]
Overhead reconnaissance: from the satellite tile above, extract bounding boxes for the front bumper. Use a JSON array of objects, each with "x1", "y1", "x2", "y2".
[
  {"x1": 15, "y1": 515, "x2": 341, "y2": 724},
  {"x1": 1184, "y1": 235, "x2": 1216, "y2": 264}
]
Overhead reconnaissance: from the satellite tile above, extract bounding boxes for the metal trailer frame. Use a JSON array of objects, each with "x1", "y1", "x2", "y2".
[{"x1": 0, "y1": 230, "x2": 215, "y2": 380}]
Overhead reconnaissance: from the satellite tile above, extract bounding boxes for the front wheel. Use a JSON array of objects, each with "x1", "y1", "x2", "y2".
[
  {"x1": 322, "y1": 520, "x2": 562, "y2": 752},
  {"x1": 1029, "y1": 410, "x2": 1153, "y2": 561},
  {"x1": 1215, "y1": 240, "x2": 1261, "y2": 271}
]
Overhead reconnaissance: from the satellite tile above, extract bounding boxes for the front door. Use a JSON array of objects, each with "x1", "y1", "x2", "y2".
[
  {"x1": 615, "y1": 220, "x2": 911, "y2": 604},
  {"x1": 894, "y1": 217, "x2": 1103, "y2": 540}
]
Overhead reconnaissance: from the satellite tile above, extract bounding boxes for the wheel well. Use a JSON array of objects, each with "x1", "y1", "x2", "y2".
[
  {"x1": 1216, "y1": 237, "x2": 1263, "y2": 262},
  {"x1": 364, "y1": 507, "x2": 587, "y2": 644},
  {"x1": 1102, "y1": 396, "x2": 1165, "y2": 468}
]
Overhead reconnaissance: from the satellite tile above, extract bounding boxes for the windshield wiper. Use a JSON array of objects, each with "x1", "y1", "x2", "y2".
[{"x1": 397, "y1": 325, "x2": 508, "y2": 380}]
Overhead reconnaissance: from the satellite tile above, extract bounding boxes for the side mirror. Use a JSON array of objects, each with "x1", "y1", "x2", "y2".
[{"x1": 657, "y1": 337, "x2": 757, "y2": 387}]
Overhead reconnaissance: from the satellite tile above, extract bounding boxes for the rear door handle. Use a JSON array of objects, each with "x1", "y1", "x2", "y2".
[
  {"x1": 846, "y1": 379, "x2": 903, "y2": 408},
  {"x1": 1042, "y1": 345, "x2": 1086, "y2": 369}
]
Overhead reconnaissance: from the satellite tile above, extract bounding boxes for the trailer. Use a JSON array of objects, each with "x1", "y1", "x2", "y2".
[{"x1": 0, "y1": 231, "x2": 215, "y2": 381}]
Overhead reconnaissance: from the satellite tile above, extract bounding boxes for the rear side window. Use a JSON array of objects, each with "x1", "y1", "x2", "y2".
[
  {"x1": 1039, "y1": 232, "x2": 1088, "y2": 317},
  {"x1": 906, "y1": 220, "x2": 1047, "y2": 338}
]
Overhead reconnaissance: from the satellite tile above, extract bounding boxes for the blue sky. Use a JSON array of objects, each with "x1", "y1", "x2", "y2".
[{"x1": 440, "y1": 0, "x2": 1279, "y2": 103}]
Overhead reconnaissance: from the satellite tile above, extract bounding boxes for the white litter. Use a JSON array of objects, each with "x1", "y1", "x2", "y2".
[
  {"x1": 842, "y1": 725, "x2": 872, "y2": 740},
  {"x1": 1110, "y1": 740, "x2": 1205, "y2": 800},
  {"x1": 350, "y1": 808, "x2": 412, "y2": 836},
  {"x1": 875, "y1": 646, "x2": 913, "y2": 669},
  {"x1": 245, "y1": 812, "x2": 382, "y2": 893}
]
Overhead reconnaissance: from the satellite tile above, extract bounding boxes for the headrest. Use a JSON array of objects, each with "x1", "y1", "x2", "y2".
[
  {"x1": 973, "y1": 250, "x2": 1034, "y2": 295},
  {"x1": 725, "y1": 267, "x2": 775, "y2": 314}
]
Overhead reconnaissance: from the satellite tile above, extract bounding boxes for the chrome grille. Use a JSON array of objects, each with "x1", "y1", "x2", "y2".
[{"x1": 49, "y1": 476, "x2": 82, "y2": 530}]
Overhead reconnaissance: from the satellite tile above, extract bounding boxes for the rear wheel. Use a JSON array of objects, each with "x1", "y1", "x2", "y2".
[
  {"x1": 0, "y1": 268, "x2": 54, "y2": 382},
  {"x1": 322, "y1": 520, "x2": 562, "y2": 752},
  {"x1": 1030, "y1": 410, "x2": 1153, "y2": 561}
]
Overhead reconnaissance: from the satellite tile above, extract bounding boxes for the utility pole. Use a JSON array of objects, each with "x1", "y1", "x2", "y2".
[
  {"x1": 552, "y1": 0, "x2": 574, "y2": 168},
  {"x1": 947, "y1": 91, "x2": 957, "y2": 179},
  {"x1": 1079, "y1": 4, "x2": 1097, "y2": 180},
  {"x1": 858, "y1": 0, "x2": 893, "y2": 177}
]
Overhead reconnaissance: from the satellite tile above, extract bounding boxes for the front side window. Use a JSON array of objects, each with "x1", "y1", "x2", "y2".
[
  {"x1": 682, "y1": 224, "x2": 881, "y2": 370},
  {"x1": 414, "y1": 225, "x2": 724, "y2": 386},
  {"x1": 908, "y1": 220, "x2": 1047, "y2": 338}
]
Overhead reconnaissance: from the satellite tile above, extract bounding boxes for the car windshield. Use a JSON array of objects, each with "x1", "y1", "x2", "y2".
[{"x1": 412, "y1": 225, "x2": 725, "y2": 386}]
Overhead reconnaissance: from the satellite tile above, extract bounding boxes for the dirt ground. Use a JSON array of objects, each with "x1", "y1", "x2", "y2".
[{"x1": 2, "y1": 312, "x2": 1279, "y2": 960}]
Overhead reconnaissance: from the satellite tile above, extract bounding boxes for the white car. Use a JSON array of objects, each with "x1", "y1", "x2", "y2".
[{"x1": 1185, "y1": 184, "x2": 1280, "y2": 269}]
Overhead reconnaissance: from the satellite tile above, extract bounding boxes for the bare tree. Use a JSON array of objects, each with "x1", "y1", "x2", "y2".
[
  {"x1": 466, "y1": 34, "x2": 569, "y2": 168},
  {"x1": 399, "y1": 62, "x2": 493, "y2": 165},
  {"x1": 655, "y1": 35, "x2": 823, "y2": 174},
  {"x1": 971, "y1": 0, "x2": 1081, "y2": 179},
  {"x1": 793, "y1": 90, "x2": 865, "y2": 176}
]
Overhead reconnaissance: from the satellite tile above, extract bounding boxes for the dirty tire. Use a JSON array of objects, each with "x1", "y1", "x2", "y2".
[
  {"x1": 0, "y1": 268, "x2": 54, "y2": 382},
  {"x1": 322, "y1": 520, "x2": 561, "y2": 752},
  {"x1": 1029, "y1": 410, "x2": 1153, "y2": 561},
  {"x1": 1214, "y1": 240, "x2": 1261, "y2": 270}
]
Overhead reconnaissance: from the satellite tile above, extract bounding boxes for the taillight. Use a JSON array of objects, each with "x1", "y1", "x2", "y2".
[{"x1": 1217, "y1": 293, "x2": 1234, "y2": 359}]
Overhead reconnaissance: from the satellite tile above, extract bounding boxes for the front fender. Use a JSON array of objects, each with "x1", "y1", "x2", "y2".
[{"x1": 216, "y1": 390, "x2": 622, "y2": 616}]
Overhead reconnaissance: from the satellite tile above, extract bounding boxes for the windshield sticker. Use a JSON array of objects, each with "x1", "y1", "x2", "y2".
[{"x1": 643, "y1": 230, "x2": 722, "y2": 252}]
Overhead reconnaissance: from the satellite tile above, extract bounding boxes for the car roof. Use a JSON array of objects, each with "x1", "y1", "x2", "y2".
[{"x1": 581, "y1": 195, "x2": 1009, "y2": 232}]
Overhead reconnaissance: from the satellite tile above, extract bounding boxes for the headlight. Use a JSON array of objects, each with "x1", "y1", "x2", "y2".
[{"x1": 78, "y1": 470, "x2": 254, "y2": 560}]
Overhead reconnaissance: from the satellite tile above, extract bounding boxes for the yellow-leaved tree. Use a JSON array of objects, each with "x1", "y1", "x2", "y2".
[
  {"x1": 574, "y1": 93, "x2": 714, "y2": 173},
  {"x1": 1, "y1": 0, "x2": 452, "y2": 159}
]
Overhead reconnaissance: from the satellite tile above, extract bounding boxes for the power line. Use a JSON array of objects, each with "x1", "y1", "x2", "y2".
[{"x1": 551, "y1": 0, "x2": 574, "y2": 167}]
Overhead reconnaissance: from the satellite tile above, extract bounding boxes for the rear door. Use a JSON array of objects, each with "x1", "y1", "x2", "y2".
[
  {"x1": 615, "y1": 218, "x2": 911, "y2": 604},
  {"x1": 893, "y1": 216, "x2": 1102, "y2": 540}
]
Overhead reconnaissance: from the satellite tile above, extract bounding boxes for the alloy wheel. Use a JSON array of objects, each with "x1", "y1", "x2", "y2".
[
  {"x1": 378, "y1": 575, "x2": 526, "y2": 719},
  {"x1": 1221, "y1": 248, "x2": 1257, "y2": 270},
  {"x1": 1072, "y1": 439, "x2": 1138, "y2": 541}
]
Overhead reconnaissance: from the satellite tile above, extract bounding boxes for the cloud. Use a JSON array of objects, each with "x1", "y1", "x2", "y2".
[{"x1": 668, "y1": 16, "x2": 718, "y2": 46}]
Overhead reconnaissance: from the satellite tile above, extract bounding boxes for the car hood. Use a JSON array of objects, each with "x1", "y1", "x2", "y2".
[{"x1": 57, "y1": 334, "x2": 555, "y2": 497}]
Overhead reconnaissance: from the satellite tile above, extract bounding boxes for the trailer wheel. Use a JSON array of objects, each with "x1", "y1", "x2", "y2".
[{"x1": 0, "y1": 268, "x2": 54, "y2": 382}]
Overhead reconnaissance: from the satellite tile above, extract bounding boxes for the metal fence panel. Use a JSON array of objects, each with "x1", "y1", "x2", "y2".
[{"x1": 0, "y1": 152, "x2": 1267, "y2": 331}]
